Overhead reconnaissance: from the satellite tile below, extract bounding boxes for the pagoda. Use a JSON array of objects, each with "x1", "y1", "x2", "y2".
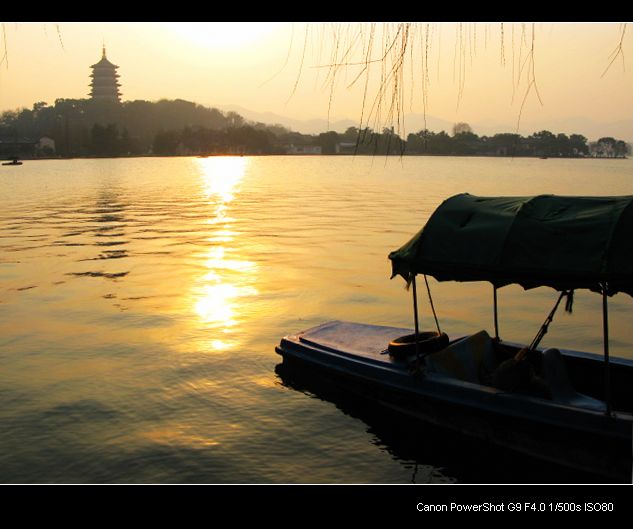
[{"x1": 89, "y1": 46, "x2": 122, "y2": 103}]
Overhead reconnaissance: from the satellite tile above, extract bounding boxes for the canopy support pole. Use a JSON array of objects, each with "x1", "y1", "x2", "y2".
[
  {"x1": 424, "y1": 275, "x2": 442, "y2": 335},
  {"x1": 411, "y1": 274, "x2": 420, "y2": 356},
  {"x1": 602, "y1": 284, "x2": 613, "y2": 417},
  {"x1": 493, "y1": 286, "x2": 500, "y2": 340}
]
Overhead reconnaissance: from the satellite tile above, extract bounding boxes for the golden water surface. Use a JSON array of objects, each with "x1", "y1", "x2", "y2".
[{"x1": 1, "y1": 155, "x2": 632, "y2": 483}]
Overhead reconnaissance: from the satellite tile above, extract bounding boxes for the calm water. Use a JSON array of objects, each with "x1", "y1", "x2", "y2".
[{"x1": 1, "y1": 155, "x2": 632, "y2": 484}]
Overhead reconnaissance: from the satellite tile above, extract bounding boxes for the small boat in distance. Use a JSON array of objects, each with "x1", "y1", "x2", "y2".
[
  {"x1": 276, "y1": 193, "x2": 633, "y2": 481},
  {"x1": 2, "y1": 157, "x2": 23, "y2": 166}
]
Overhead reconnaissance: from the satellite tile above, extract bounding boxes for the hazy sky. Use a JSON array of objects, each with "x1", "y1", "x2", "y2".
[{"x1": 1, "y1": 22, "x2": 631, "y2": 132}]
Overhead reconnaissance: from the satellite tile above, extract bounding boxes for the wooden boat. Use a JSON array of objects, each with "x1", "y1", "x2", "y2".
[{"x1": 276, "y1": 194, "x2": 633, "y2": 481}]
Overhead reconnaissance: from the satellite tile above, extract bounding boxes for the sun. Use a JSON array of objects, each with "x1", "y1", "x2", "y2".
[{"x1": 165, "y1": 22, "x2": 283, "y2": 51}]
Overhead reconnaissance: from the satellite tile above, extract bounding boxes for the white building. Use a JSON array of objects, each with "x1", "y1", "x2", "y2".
[
  {"x1": 335, "y1": 142, "x2": 357, "y2": 154},
  {"x1": 37, "y1": 137, "x2": 56, "y2": 155},
  {"x1": 285, "y1": 144, "x2": 322, "y2": 155}
]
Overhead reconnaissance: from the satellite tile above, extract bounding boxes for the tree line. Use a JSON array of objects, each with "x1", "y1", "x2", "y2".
[
  {"x1": 0, "y1": 100, "x2": 630, "y2": 158},
  {"x1": 405, "y1": 123, "x2": 630, "y2": 158},
  {"x1": 0, "y1": 98, "x2": 284, "y2": 157}
]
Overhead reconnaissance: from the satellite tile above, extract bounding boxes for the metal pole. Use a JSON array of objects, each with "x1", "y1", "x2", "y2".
[
  {"x1": 602, "y1": 285, "x2": 613, "y2": 416},
  {"x1": 411, "y1": 274, "x2": 420, "y2": 356},
  {"x1": 424, "y1": 275, "x2": 442, "y2": 335},
  {"x1": 493, "y1": 286, "x2": 499, "y2": 340}
]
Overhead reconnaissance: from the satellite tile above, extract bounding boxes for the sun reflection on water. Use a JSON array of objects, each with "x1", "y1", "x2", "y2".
[
  {"x1": 191, "y1": 157, "x2": 257, "y2": 352},
  {"x1": 199, "y1": 156, "x2": 248, "y2": 205}
]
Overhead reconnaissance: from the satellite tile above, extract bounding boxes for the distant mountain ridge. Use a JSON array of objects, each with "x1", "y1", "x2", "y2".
[
  {"x1": 219, "y1": 105, "x2": 358, "y2": 135},
  {"x1": 220, "y1": 104, "x2": 633, "y2": 143}
]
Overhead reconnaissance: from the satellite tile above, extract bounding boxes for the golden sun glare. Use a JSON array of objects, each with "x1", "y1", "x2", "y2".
[
  {"x1": 165, "y1": 22, "x2": 283, "y2": 50},
  {"x1": 190, "y1": 156, "x2": 257, "y2": 352}
]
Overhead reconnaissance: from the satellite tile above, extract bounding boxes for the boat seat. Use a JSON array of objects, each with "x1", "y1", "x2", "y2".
[
  {"x1": 425, "y1": 330, "x2": 496, "y2": 384},
  {"x1": 542, "y1": 348, "x2": 606, "y2": 412}
]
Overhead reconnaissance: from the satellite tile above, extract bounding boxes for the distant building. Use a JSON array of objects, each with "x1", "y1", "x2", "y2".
[
  {"x1": 36, "y1": 136, "x2": 56, "y2": 156},
  {"x1": 285, "y1": 144, "x2": 322, "y2": 155},
  {"x1": 89, "y1": 46, "x2": 122, "y2": 103},
  {"x1": 335, "y1": 142, "x2": 357, "y2": 154}
]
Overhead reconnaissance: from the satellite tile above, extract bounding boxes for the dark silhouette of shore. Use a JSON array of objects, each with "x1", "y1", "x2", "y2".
[{"x1": 1, "y1": 98, "x2": 630, "y2": 159}]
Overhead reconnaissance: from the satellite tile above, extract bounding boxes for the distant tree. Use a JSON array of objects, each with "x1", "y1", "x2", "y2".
[
  {"x1": 529, "y1": 130, "x2": 557, "y2": 156},
  {"x1": 452, "y1": 122, "x2": 473, "y2": 136},
  {"x1": 318, "y1": 131, "x2": 340, "y2": 154},
  {"x1": 597, "y1": 137, "x2": 617, "y2": 157},
  {"x1": 153, "y1": 129, "x2": 181, "y2": 155},
  {"x1": 226, "y1": 125, "x2": 273, "y2": 153},
  {"x1": 342, "y1": 126, "x2": 362, "y2": 141},
  {"x1": 226, "y1": 111, "x2": 245, "y2": 128},
  {"x1": 252, "y1": 122, "x2": 292, "y2": 138},
  {"x1": 554, "y1": 133, "x2": 571, "y2": 156},
  {"x1": 569, "y1": 134, "x2": 589, "y2": 156},
  {"x1": 32, "y1": 101, "x2": 48, "y2": 114},
  {"x1": 91, "y1": 123, "x2": 122, "y2": 156},
  {"x1": 487, "y1": 133, "x2": 522, "y2": 156},
  {"x1": 615, "y1": 140, "x2": 628, "y2": 158},
  {"x1": 431, "y1": 131, "x2": 453, "y2": 154},
  {"x1": 382, "y1": 128, "x2": 406, "y2": 155},
  {"x1": 451, "y1": 130, "x2": 480, "y2": 155},
  {"x1": 1, "y1": 110, "x2": 19, "y2": 123},
  {"x1": 406, "y1": 130, "x2": 431, "y2": 153},
  {"x1": 119, "y1": 127, "x2": 140, "y2": 155},
  {"x1": 53, "y1": 99, "x2": 89, "y2": 156}
]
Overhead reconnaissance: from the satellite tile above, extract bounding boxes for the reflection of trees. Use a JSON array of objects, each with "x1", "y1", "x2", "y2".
[{"x1": 91, "y1": 187, "x2": 128, "y2": 261}]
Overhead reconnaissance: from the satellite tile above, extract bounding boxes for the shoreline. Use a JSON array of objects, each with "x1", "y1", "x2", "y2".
[{"x1": 4, "y1": 153, "x2": 629, "y2": 162}]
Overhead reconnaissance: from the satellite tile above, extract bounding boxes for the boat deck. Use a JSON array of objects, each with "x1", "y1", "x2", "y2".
[{"x1": 298, "y1": 321, "x2": 409, "y2": 364}]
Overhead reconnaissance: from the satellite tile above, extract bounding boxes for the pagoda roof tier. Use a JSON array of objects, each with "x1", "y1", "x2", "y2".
[
  {"x1": 91, "y1": 46, "x2": 119, "y2": 68},
  {"x1": 91, "y1": 58, "x2": 118, "y2": 69},
  {"x1": 91, "y1": 88, "x2": 122, "y2": 96},
  {"x1": 90, "y1": 80, "x2": 121, "y2": 86},
  {"x1": 90, "y1": 71, "x2": 120, "y2": 77},
  {"x1": 90, "y1": 92, "x2": 121, "y2": 97},
  {"x1": 90, "y1": 79, "x2": 121, "y2": 87},
  {"x1": 90, "y1": 87, "x2": 121, "y2": 93},
  {"x1": 91, "y1": 62, "x2": 118, "y2": 68},
  {"x1": 90, "y1": 71, "x2": 120, "y2": 78}
]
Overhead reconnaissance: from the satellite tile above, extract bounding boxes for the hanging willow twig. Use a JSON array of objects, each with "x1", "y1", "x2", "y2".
[
  {"x1": 601, "y1": 23, "x2": 627, "y2": 78},
  {"x1": 283, "y1": 22, "x2": 628, "y2": 140},
  {"x1": 515, "y1": 23, "x2": 543, "y2": 134},
  {"x1": 1, "y1": 23, "x2": 8, "y2": 70}
]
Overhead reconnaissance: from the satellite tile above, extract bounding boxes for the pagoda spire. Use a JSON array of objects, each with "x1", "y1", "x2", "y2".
[{"x1": 89, "y1": 45, "x2": 122, "y2": 103}]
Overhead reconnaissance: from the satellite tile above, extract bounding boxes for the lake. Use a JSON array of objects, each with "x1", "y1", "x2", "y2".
[{"x1": 1, "y1": 155, "x2": 632, "y2": 483}]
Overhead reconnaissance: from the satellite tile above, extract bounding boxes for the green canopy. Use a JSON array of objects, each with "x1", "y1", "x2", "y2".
[{"x1": 388, "y1": 193, "x2": 633, "y2": 297}]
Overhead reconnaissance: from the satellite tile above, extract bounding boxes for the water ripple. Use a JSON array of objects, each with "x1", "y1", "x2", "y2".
[
  {"x1": 67, "y1": 271, "x2": 130, "y2": 279},
  {"x1": 0, "y1": 156, "x2": 632, "y2": 484}
]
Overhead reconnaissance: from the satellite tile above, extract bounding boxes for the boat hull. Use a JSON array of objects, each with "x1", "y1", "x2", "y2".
[{"x1": 276, "y1": 321, "x2": 633, "y2": 481}]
